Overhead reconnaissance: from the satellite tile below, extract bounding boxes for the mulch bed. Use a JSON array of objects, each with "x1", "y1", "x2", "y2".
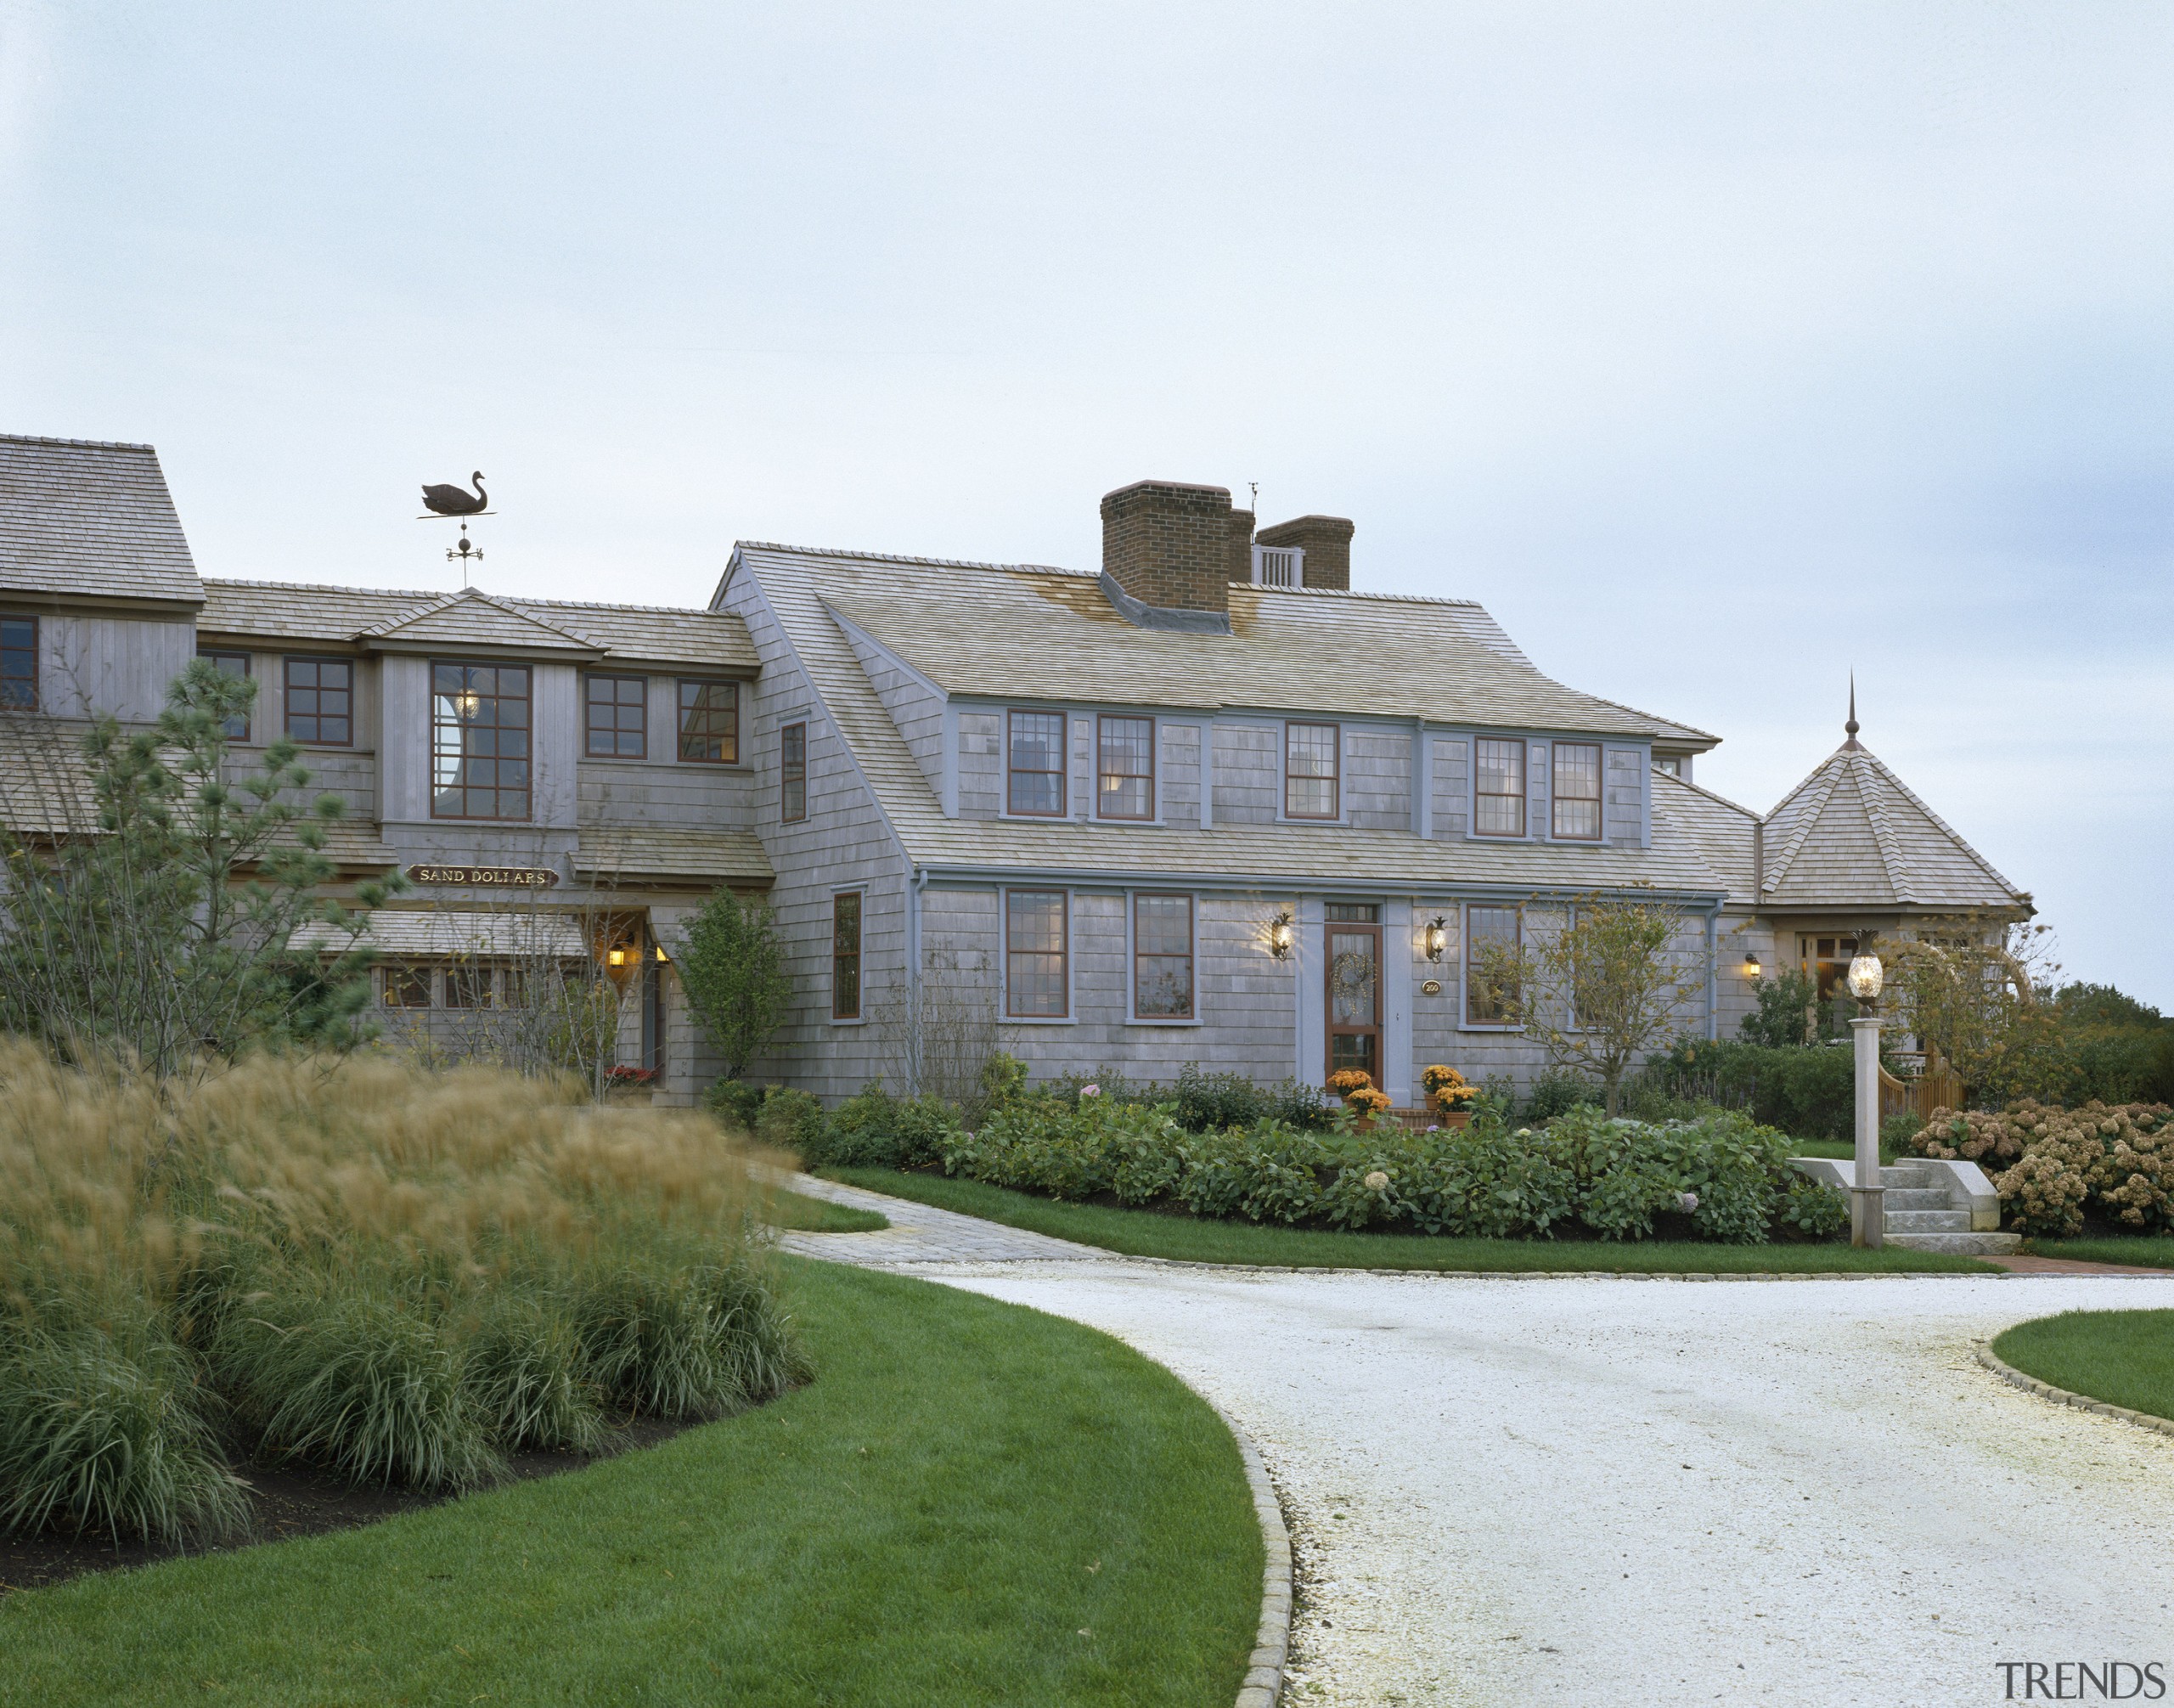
[{"x1": 0, "y1": 1418, "x2": 690, "y2": 1596}]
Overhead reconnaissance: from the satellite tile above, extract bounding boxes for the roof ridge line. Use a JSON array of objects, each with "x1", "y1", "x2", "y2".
[
  {"x1": 1762, "y1": 761, "x2": 1840, "y2": 893},
  {"x1": 1849, "y1": 744, "x2": 2022, "y2": 902},
  {"x1": 1847, "y1": 751, "x2": 1917, "y2": 903},
  {"x1": 0, "y1": 432, "x2": 158, "y2": 453},
  {"x1": 203, "y1": 575, "x2": 444, "y2": 600},
  {"x1": 1653, "y1": 768, "x2": 1759, "y2": 818}
]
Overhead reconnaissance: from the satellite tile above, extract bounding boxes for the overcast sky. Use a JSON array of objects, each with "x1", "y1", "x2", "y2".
[{"x1": 3, "y1": 3, "x2": 2168, "y2": 1003}]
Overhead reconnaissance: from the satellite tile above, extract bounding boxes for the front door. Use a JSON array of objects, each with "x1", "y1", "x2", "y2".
[{"x1": 1325, "y1": 903, "x2": 1382, "y2": 1085}]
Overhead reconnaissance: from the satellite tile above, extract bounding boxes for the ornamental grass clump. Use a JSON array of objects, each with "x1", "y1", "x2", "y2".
[
  {"x1": 1911, "y1": 1099, "x2": 2174, "y2": 1236},
  {"x1": 0, "y1": 1043, "x2": 803, "y2": 1546}
]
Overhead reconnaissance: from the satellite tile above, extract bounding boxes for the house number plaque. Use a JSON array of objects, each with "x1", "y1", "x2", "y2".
[{"x1": 405, "y1": 865, "x2": 561, "y2": 889}]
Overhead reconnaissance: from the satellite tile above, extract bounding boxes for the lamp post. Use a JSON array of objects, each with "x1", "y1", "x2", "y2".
[{"x1": 1846, "y1": 950, "x2": 1885, "y2": 1249}]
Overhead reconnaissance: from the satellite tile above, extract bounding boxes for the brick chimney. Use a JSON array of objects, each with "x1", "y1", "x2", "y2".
[
  {"x1": 1101, "y1": 480, "x2": 1241, "y2": 615},
  {"x1": 1255, "y1": 514, "x2": 1355, "y2": 591}
]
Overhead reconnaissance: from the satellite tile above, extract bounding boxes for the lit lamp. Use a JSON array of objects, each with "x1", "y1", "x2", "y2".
[
  {"x1": 1846, "y1": 950, "x2": 1885, "y2": 1249},
  {"x1": 1742, "y1": 951, "x2": 1762, "y2": 979},
  {"x1": 1267, "y1": 909, "x2": 1295, "y2": 961},
  {"x1": 606, "y1": 945, "x2": 628, "y2": 968},
  {"x1": 1423, "y1": 916, "x2": 1449, "y2": 961}
]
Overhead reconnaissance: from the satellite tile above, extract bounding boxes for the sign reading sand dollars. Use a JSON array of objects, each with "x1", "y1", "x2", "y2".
[{"x1": 404, "y1": 864, "x2": 561, "y2": 889}]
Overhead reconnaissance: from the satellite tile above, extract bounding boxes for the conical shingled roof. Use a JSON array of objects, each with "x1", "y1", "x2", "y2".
[{"x1": 1760, "y1": 742, "x2": 2026, "y2": 912}]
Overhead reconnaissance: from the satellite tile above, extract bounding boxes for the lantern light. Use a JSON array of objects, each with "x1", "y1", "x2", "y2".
[
  {"x1": 1266, "y1": 909, "x2": 1295, "y2": 961},
  {"x1": 606, "y1": 946, "x2": 628, "y2": 968},
  {"x1": 1846, "y1": 951, "x2": 1884, "y2": 1002},
  {"x1": 1423, "y1": 916, "x2": 1449, "y2": 962},
  {"x1": 1743, "y1": 951, "x2": 1762, "y2": 979}
]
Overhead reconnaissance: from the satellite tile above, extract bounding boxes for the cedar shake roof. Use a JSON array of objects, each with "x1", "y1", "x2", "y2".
[
  {"x1": 576, "y1": 826, "x2": 773, "y2": 886},
  {"x1": 1759, "y1": 742, "x2": 2027, "y2": 913},
  {"x1": 0, "y1": 435, "x2": 203, "y2": 606},
  {"x1": 198, "y1": 579, "x2": 758, "y2": 671},
  {"x1": 746, "y1": 544, "x2": 1715, "y2": 744},
  {"x1": 358, "y1": 588, "x2": 606, "y2": 657},
  {"x1": 1651, "y1": 769, "x2": 1760, "y2": 899},
  {"x1": 732, "y1": 542, "x2": 1733, "y2": 897}
]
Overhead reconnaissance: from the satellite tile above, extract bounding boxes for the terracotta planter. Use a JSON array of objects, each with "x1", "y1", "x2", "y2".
[{"x1": 1439, "y1": 1109, "x2": 1471, "y2": 1130}]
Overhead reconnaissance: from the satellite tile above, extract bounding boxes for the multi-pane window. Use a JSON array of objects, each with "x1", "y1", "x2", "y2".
[
  {"x1": 431, "y1": 662, "x2": 532, "y2": 820},
  {"x1": 1007, "y1": 710, "x2": 1067, "y2": 816},
  {"x1": 383, "y1": 964, "x2": 432, "y2": 1008},
  {"x1": 584, "y1": 674, "x2": 646, "y2": 758},
  {"x1": 284, "y1": 656, "x2": 352, "y2": 746},
  {"x1": 443, "y1": 964, "x2": 494, "y2": 1009},
  {"x1": 1465, "y1": 905, "x2": 1522, "y2": 1024},
  {"x1": 1, "y1": 617, "x2": 37, "y2": 710},
  {"x1": 1005, "y1": 889, "x2": 1069, "y2": 1017},
  {"x1": 1284, "y1": 721, "x2": 1339, "y2": 820},
  {"x1": 200, "y1": 651, "x2": 251, "y2": 741},
  {"x1": 1475, "y1": 738, "x2": 1526, "y2": 837},
  {"x1": 677, "y1": 679, "x2": 739, "y2": 764},
  {"x1": 1132, "y1": 894, "x2": 1195, "y2": 1020},
  {"x1": 781, "y1": 722, "x2": 808, "y2": 823},
  {"x1": 831, "y1": 891, "x2": 862, "y2": 1020},
  {"x1": 1096, "y1": 715, "x2": 1154, "y2": 820},
  {"x1": 1552, "y1": 741, "x2": 1602, "y2": 840}
]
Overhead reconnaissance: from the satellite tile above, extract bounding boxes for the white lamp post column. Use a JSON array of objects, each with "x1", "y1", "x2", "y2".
[{"x1": 1846, "y1": 951, "x2": 1886, "y2": 1249}]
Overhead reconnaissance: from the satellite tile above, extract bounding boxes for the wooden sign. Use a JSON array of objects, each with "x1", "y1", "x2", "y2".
[{"x1": 405, "y1": 865, "x2": 560, "y2": 889}]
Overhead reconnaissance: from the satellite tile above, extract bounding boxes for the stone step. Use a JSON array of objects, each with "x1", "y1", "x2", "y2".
[
  {"x1": 1881, "y1": 1165, "x2": 1938, "y2": 1187},
  {"x1": 1884, "y1": 1230, "x2": 2022, "y2": 1255},
  {"x1": 1883, "y1": 1188, "x2": 1952, "y2": 1210},
  {"x1": 1885, "y1": 1209, "x2": 1973, "y2": 1232}
]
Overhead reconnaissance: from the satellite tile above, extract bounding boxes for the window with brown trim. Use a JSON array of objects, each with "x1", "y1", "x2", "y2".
[
  {"x1": 1475, "y1": 737, "x2": 1525, "y2": 837},
  {"x1": 443, "y1": 964, "x2": 495, "y2": 1009},
  {"x1": 1005, "y1": 889, "x2": 1069, "y2": 1017},
  {"x1": 382, "y1": 964, "x2": 432, "y2": 1008},
  {"x1": 781, "y1": 721, "x2": 808, "y2": 823},
  {"x1": 0, "y1": 616, "x2": 34, "y2": 711},
  {"x1": 1465, "y1": 904, "x2": 1522, "y2": 1024},
  {"x1": 1284, "y1": 721, "x2": 1339, "y2": 820},
  {"x1": 584, "y1": 674, "x2": 646, "y2": 758},
  {"x1": 677, "y1": 679, "x2": 739, "y2": 764},
  {"x1": 831, "y1": 891, "x2": 862, "y2": 1019},
  {"x1": 1096, "y1": 715, "x2": 1155, "y2": 820},
  {"x1": 1132, "y1": 893, "x2": 1194, "y2": 1020},
  {"x1": 200, "y1": 650, "x2": 251, "y2": 742},
  {"x1": 1552, "y1": 741, "x2": 1602, "y2": 840},
  {"x1": 1007, "y1": 710, "x2": 1067, "y2": 816},
  {"x1": 431, "y1": 662, "x2": 532, "y2": 820},
  {"x1": 284, "y1": 655, "x2": 352, "y2": 746}
]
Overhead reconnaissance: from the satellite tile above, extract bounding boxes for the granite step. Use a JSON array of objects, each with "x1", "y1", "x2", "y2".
[
  {"x1": 1885, "y1": 1209, "x2": 1974, "y2": 1233},
  {"x1": 1884, "y1": 1230, "x2": 2023, "y2": 1255}
]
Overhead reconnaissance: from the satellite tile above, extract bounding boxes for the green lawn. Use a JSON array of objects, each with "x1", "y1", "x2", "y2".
[
  {"x1": 0, "y1": 1258, "x2": 1260, "y2": 1708},
  {"x1": 2022, "y1": 1237, "x2": 2174, "y2": 1270},
  {"x1": 761, "y1": 1186, "x2": 890, "y2": 1232},
  {"x1": 1992, "y1": 1310, "x2": 2174, "y2": 1422},
  {"x1": 821, "y1": 1166, "x2": 1997, "y2": 1274}
]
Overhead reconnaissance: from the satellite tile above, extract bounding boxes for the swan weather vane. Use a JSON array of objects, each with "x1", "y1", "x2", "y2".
[{"x1": 419, "y1": 471, "x2": 493, "y2": 588}]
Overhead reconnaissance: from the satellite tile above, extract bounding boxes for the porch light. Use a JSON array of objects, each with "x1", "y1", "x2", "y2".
[
  {"x1": 452, "y1": 689, "x2": 482, "y2": 720},
  {"x1": 1423, "y1": 916, "x2": 1449, "y2": 961},
  {"x1": 654, "y1": 943, "x2": 668, "y2": 963},
  {"x1": 1743, "y1": 951, "x2": 1762, "y2": 979},
  {"x1": 1846, "y1": 951, "x2": 1884, "y2": 1002},
  {"x1": 606, "y1": 946, "x2": 628, "y2": 968},
  {"x1": 1267, "y1": 909, "x2": 1295, "y2": 960}
]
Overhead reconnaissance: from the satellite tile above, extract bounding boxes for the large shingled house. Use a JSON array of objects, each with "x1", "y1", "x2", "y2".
[{"x1": 0, "y1": 437, "x2": 2030, "y2": 1105}]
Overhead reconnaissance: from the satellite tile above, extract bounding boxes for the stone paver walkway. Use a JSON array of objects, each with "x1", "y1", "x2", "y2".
[
  {"x1": 768, "y1": 1172, "x2": 2174, "y2": 1707},
  {"x1": 769, "y1": 1169, "x2": 1112, "y2": 1265}
]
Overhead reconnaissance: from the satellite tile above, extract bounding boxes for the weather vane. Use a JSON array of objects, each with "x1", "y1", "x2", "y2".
[{"x1": 419, "y1": 471, "x2": 493, "y2": 589}]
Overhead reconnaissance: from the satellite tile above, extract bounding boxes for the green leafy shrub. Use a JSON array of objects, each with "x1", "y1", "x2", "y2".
[
  {"x1": 705, "y1": 1078, "x2": 769, "y2": 1131},
  {"x1": 813, "y1": 1085, "x2": 966, "y2": 1170},
  {"x1": 754, "y1": 1087, "x2": 828, "y2": 1155},
  {"x1": 1047, "y1": 1067, "x2": 1337, "y2": 1132},
  {"x1": 1640, "y1": 1040, "x2": 1858, "y2": 1140},
  {"x1": 1522, "y1": 1070, "x2": 1600, "y2": 1125}
]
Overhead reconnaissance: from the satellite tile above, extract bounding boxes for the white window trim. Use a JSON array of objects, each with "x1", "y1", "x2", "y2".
[
  {"x1": 1457, "y1": 900, "x2": 1525, "y2": 1031},
  {"x1": 829, "y1": 887, "x2": 868, "y2": 1026},
  {"x1": 1001, "y1": 886, "x2": 1075, "y2": 1023},
  {"x1": 1126, "y1": 889, "x2": 1202, "y2": 1027}
]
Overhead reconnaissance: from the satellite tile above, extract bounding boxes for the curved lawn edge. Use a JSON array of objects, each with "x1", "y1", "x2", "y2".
[
  {"x1": 1189, "y1": 1395, "x2": 1290, "y2": 1708},
  {"x1": 1983, "y1": 1309, "x2": 2174, "y2": 1440},
  {"x1": 0, "y1": 1259, "x2": 1262, "y2": 1708},
  {"x1": 819, "y1": 1166, "x2": 1998, "y2": 1275}
]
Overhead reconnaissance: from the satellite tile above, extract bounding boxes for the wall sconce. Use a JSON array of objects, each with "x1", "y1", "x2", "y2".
[
  {"x1": 1266, "y1": 908, "x2": 1295, "y2": 960},
  {"x1": 1846, "y1": 952, "x2": 1884, "y2": 1003},
  {"x1": 1742, "y1": 951, "x2": 1762, "y2": 980},
  {"x1": 606, "y1": 945, "x2": 628, "y2": 968},
  {"x1": 1423, "y1": 916, "x2": 1449, "y2": 962},
  {"x1": 654, "y1": 943, "x2": 669, "y2": 964}
]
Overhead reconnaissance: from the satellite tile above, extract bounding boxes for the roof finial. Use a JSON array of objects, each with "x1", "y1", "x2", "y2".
[{"x1": 1844, "y1": 673, "x2": 1861, "y2": 749}]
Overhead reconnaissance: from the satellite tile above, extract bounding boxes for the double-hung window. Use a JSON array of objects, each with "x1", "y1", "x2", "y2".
[
  {"x1": 382, "y1": 964, "x2": 432, "y2": 1008},
  {"x1": 1475, "y1": 738, "x2": 1525, "y2": 837},
  {"x1": 584, "y1": 674, "x2": 646, "y2": 758},
  {"x1": 1284, "y1": 721, "x2": 1339, "y2": 819},
  {"x1": 0, "y1": 617, "x2": 34, "y2": 711},
  {"x1": 831, "y1": 892, "x2": 862, "y2": 1020},
  {"x1": 678, "y1": 679, "x2": 738, "y2": 764},
  {"x1": 199, "y1": 650, "x2": 251, "y2": 741},
  {"x1": 1552, "y1": 741, "x2": 1602, "y2": 840},
  {"x1": 1132, "y1": 893, "x2": 1195, "y2": 1020},
  {"x1": 1096, "y1": 715, "x2": 1154, "y2": 820},
  {"x1": 431, "y1": 662, "x2": 532, "y2": 820},
  {"x1": 781, "y1": 722, "x2": 808, "y2": 823},
  {"x1": 284, "y1": 656, "x2": 352, "y2": 746},
  {"x1": 444, "y1": 963, "x2": 495, "y2": 1009},
  {"x1": 1465, "y1": 904, "x2": 1522, "y2": 1024},
  {"x1": 1007, "y1": 710, "x2": 1067, "y2": 816},
  {"x1": 1005, "y1": 889, "x2": 1069, "y2": 1017}
]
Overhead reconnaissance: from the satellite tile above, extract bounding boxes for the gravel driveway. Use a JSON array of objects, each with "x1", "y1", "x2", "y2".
[{"x1": 780, "y1": 1181, "x2": 2174, "y2": 1707}]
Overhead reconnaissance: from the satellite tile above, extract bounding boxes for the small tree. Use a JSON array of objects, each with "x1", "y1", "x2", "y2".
[
  {"x1": 0, "y1": 660, "x2": 397, "y2": 1076},
  {"x1": 1887, "y1": 915, "x2": 2061, "y2": 1105},
  {"x1": 1472, "y1": 890, "x2": 1705, "y2": 1117},
  {"x1": 676, "y1": 889, "x2": 790, "y2": 1082},
  {"x1": 1738, "y1": 966, "x2": 1818, "y2": 1047}
]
